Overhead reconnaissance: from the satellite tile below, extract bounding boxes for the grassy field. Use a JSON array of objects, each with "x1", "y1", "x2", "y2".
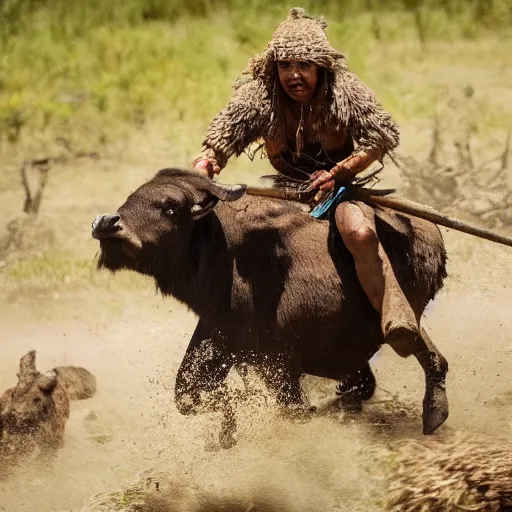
[{"x1": 1, "y1": 1, "x2": 511, "y2": 161}]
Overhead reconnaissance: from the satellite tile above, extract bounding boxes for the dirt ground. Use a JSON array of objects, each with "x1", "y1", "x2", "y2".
[{"x1": 0, "y1": 131, "x2": 511, "y2": 510}]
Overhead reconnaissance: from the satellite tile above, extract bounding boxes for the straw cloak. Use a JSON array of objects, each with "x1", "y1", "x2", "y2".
[{"x1": 196, "y1": 8, "x2": 400, "y2": 176}]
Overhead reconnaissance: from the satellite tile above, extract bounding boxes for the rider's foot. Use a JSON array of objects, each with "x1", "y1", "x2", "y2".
[{"x1": 383, "y1": 322, "x2": 419, "y2": 346}]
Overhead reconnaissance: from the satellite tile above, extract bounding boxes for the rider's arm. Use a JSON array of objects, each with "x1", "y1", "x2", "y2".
[
  {"x1": 330, "y1": 70, "x2": 400, "y2": 182},
  {"x1": 329, "y1": 147, "x2": 383, "y2": 182},
  {"x1": 193, "y1": 79, "x2": 270, "y2": 177}
]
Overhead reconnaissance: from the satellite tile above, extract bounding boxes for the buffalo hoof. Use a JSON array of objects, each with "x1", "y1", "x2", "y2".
[
  {"x1": 422, "y1": 384, "x2": 449, "y2": 435},
  {"x1": 336, "y1": 374, "x2": 375, "y2": 413}
]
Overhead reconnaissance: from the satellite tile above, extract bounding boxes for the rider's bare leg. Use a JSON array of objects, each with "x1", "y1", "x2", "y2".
[{"x1": 335, "y1": 201, "x2": 419, "y2": 344}]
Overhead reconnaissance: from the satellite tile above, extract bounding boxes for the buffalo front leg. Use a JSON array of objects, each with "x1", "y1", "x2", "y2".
[
  {"x1": 174, "y1": 320, "x2": 237, "y2": 449},
  {"x1": 389, "y1": 327, "x2": 449, "y2": 434}
]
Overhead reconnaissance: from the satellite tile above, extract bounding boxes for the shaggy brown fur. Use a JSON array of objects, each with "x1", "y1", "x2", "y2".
[
  {"x1": 92, "y1": 168, "x2": 449, "y2": 445},
  {"x1": 198, "y1": 8, "x2": 399, "y2": 169},
  {"x1": 55, "y1": 365, "x2": 97, "y2": 400},
  {"x1": 0, "y1": 350, "x2": 96, "y2": 478}
]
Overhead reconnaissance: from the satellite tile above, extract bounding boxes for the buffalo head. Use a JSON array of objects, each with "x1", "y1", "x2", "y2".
[{"x1": 92, "y1": 168, "x2": 246, "y2": 275}]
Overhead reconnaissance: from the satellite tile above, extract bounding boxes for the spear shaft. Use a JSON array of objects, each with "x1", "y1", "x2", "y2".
[{"x1": 245, "y1": 186, "x2": 512, "y2": 248}]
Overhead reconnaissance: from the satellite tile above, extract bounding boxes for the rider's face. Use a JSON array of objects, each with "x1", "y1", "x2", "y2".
[{"x1": 277, "y1": 59, "x2": 318, "y2": 104}]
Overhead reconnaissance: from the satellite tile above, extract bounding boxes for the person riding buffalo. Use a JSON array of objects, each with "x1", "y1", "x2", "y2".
[{"x1": 192, "y1": 8, "x2": 418, "y2": 349}]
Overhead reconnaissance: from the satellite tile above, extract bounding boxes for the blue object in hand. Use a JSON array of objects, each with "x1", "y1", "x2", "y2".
[{"x1": 310, "y1": 186, "x2": 347, "y2": 219}]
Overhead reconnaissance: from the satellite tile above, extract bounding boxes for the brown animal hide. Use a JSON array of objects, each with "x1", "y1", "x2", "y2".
[
  {"x1": 94, "y1": 169, "x2": 446, "y2": 344},
  {"x1": 92, "y1": 168, "x2": 449, "y2": 441},
  {"x1": 55, "y1": 365, "x2": 97, "y2": 400}
]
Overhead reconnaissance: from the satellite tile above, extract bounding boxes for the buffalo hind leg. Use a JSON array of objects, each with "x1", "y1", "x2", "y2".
[
  {"x1": 388, "y1": 327, "x2": 449, "y2": 434},
  {"x1": 336, "y1": 362, "x2": 377, "y2": 411},
  {"x1": 174, "y1": 320, "x2": 237, "y2": 449}
]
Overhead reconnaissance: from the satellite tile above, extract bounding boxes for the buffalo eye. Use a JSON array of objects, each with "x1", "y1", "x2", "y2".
[
  {"x1": 159, "y1": 201, "x2": 176, "y2": 217},
  {"x1": 153, "y1": 197, "x2": 178, "y2": 218}
]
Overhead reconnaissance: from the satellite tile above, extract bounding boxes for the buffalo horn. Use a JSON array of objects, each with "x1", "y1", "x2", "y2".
[{"x1": 208, "y1": 182, "x2": 247, "y2": 202}]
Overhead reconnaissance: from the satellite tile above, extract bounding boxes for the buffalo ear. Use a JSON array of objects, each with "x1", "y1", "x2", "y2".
[
  {"x1": 38, "y1": 371, "x2": 58, "y2": 393},
  {"x1": 190, "y1": 181, "x2": 246, "y2": 220},
  {"x1": 190, "y1": 196, "x2": 219, "y2": 220}
]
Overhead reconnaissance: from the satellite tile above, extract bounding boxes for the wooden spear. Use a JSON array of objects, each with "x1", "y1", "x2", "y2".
[{"x1": 245, "y1": 186, "x2": 512, "y2": 249}]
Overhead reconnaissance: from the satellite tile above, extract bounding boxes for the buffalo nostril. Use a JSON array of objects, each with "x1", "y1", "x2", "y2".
[
  {"x1": 92, "y1": 213, "x2": 122, "y2": 239},
  {"x1": 105, "y1": 213, "x2": 121, "y2": 227}
]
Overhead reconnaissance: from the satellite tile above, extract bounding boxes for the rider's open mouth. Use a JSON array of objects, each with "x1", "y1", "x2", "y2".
[{"x1": 289, "y1": 84, "x2": 307, "y2": 94}]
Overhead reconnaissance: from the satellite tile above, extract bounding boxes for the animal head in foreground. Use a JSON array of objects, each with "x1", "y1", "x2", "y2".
[
  {"x1": 0, "y1": 350, "x2": 60, "y2": 434},
  {"x1": 92, "y1": 168, "x2": 246, "y2": 275},
  {"x1": 0, "y1": 350, "x2": 96, "y2": 479}
]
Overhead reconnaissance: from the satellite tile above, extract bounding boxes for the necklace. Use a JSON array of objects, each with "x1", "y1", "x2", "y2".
[{"x1": 295, "y1": 104, "x2": 305, "y2": 157}]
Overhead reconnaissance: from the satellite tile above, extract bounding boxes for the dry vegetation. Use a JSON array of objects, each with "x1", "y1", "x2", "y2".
[
  {"x1": 386, "y1": 434, "x2": 512, "y2": 511},
  {"x1": 398, "y1": 87, "x2": 512, "y2": 230}
]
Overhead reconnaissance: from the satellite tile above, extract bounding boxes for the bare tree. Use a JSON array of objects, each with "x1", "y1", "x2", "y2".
[{"x1": 398, "y1": 112, "x2": 512, "y2": 229}]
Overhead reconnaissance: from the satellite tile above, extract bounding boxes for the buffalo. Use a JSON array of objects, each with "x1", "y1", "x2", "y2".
[{"x1": 92, "y1": 168, "x2": 449, "y2": 447}]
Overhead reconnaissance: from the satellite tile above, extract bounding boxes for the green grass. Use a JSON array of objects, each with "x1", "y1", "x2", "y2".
[
  {"x1": 1, "y1": 2, "x2": 511, "y2": 160},
  {"x1": 1, "y1": 251, "x2": 155, "y2": 295},
  {"x1": 6, "y1": 254, "x2": 93, "y2": 284}
]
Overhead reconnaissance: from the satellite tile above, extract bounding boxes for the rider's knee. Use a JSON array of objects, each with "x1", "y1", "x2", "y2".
[{"x1": 339, "y1": 222, "x2": 378, "y2": 256}]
